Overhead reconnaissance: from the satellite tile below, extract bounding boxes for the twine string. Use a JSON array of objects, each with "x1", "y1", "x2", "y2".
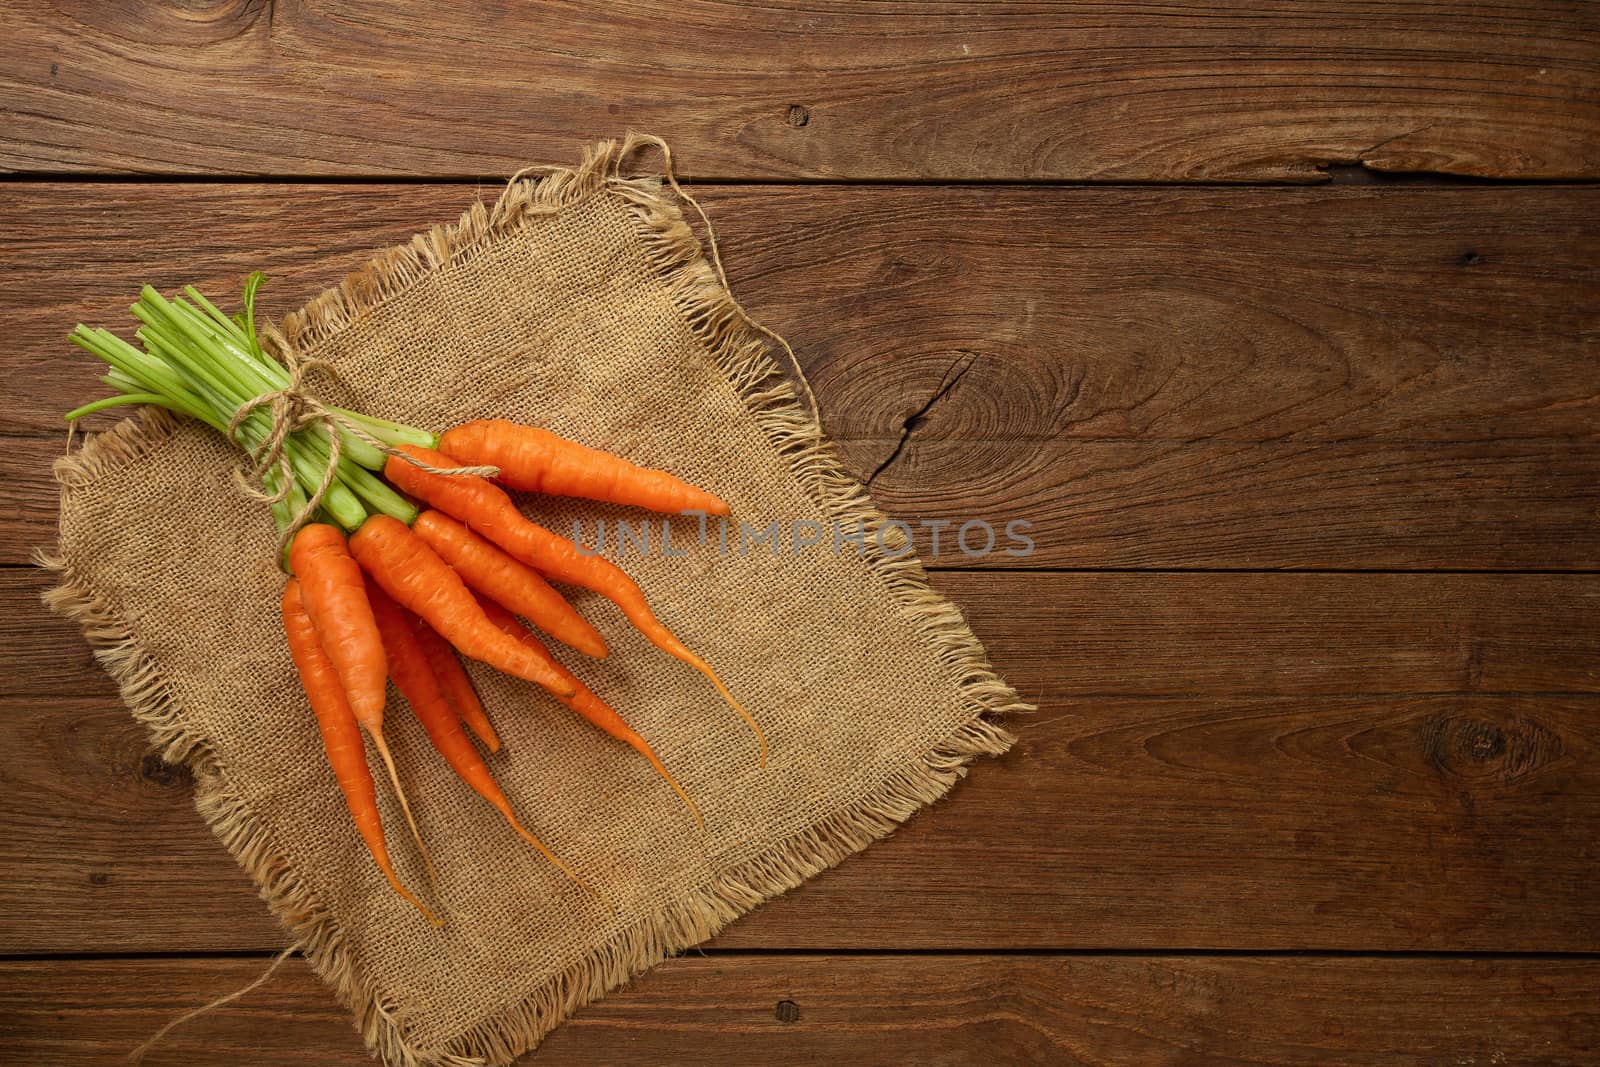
[
  {"x1": 229, "y1": 321, "x2": 498, "y2": 563},
  {"x1": 128, "y1": 941, "x2": 302, "y2": 1064}
]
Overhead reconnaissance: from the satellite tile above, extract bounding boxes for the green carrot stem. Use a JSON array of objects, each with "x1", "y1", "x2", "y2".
[
  {"x1": 147, "y1": 313, "x2": 384, "y2": 474},
  {"x1": 132, "y1": 320, "x2": 293, "y2": 470},
  {"x1": 149, "y1": 293, "x2": 390, "y2": 470},
  {"x1": 176, "y1": 283, "x2": 435, "y2": 457},
  {"x1": 133, "y1": 304, "x2": 262, "y2": 408},
  {"x1": 133, "y1": 321, "x2": 241, "y2": 414},
  {"x1": 335, "y1": 460, "x2": 418, "y2": 525},
  {"x1": 264, "y1": 466, "x2": 293, "y2": 540},
  {"x1": 63, "y1": 392, "x2": 173, "y2": 422},
  {"x1": 168, "y1": 298, "x2": 281, "y2": 394},
  {"x1": 225, "y1": 414, "x2": 367, "y2": 531},
  {"x1": 182, "y1": 286, "x2": 270, "y2": 372},
  {"x1": 182, "y1": 285, "x2": 436, "y2": 455},
  {"x1": 135, "y1": 293, "x2": 264, "y2": 408},
  {"x1": 182, "y1": 285, "x2": 249, "y2": 345},
  {"x1": 300, "y1": 421, "x2": 387, "y2": 474},
  {"x1": 172, "y1": 297, "x2": 277, "y2": 393},
  {"x1": 264, "y1": 467, "x2": 314, "y2": 570},
  {"x1": 70, "y1": 283, "x2": 394, "y2": 538},
  {"x1": 282, "y1": 443, "x2": 367, "y2": 531},
  {"x1": 69, "y1": 329, "x2": 213, "y2": 425},
  {"x1": 286, "y1": 477, "x2": 309, "y2": 524},
  {"x1": 334, "y1": 409, "x2": 437, "y2": 449},
  {"x1": 72, "y1": 327, "x2": 177, "y2": 392},
  {"x1": 130, "y1": 321, "x2": 366, "y2": 529},
  {"x1": 298, "y1": 431, "x2": 418, "y2": 524},
  {"x1": 281, "y1": 478, "x2": 310, "y2": 569}
]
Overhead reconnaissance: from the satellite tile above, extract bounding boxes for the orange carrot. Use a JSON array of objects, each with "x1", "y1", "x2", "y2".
[
  {"x1": 365, "y1": 580, "x2": 593, "y2": 894},
  {"x1": 288, "y1": 523, "x2": 436, "y2": 897},
  {"x1": 413, "y1": 509, "x2": 608, "y2": 659},
  {"x1": 288, "y1": 523, "x2": 386, "y2": 727},
  {"x1": 440, "y1": 418, "x2": 730, "y2": 515},
  {"x1": 387, "y1": 446, "x2": 765, "y2": 767},
  {"x1": 350, "y1": 515, "x2": 576, "y2": 700},
  {"x1": 281, "y1": 579, "x2": 439, "y2": 926},
  {"x1": 410, "y1": 617, "x2": 501, "y2": 753},
  {"x1": 474, "y1": 594, "x2": 703, "y2": 829}
]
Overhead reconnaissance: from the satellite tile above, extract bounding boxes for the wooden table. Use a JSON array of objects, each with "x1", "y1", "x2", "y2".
[{"x1": 2, "y1": 3, "x2": 1597, "y2": 1063}]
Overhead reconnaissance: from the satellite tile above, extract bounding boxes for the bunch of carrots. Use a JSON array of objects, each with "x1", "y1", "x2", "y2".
[{"x1": 67, "y1": 276, "x2": 762, "y2": 923}]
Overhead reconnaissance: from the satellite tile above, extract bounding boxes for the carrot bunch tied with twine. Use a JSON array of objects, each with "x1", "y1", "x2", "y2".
[{"x1": 65, "y1": 274, "x2": 761, "y2": 921}]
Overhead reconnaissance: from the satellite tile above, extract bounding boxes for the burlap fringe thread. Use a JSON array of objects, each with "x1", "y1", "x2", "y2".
[{"x1": 38, "y1": 134, "x2": 1028, "y2": 1067}]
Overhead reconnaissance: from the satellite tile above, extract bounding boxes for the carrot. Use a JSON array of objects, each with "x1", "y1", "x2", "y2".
[
  {"x1": 349, "y1": 514, "x2": 576, "y2": 700},
  {"x1": 413, "y1": 509, "x2": 608, "y2": 659},
  {"x1": 365, "y1": 580, "x2": 594, "y2": 895},
  {"x1": 288, "y1": 524, "x2": 386, "y2": 727},
  {"x1": 410, "y1": 617, "x2": 501, "y2": 753},
  {"x1": 288, "y1": 523, "x2": 437, "y2": 898},
  {"x1": 440, "y1": 418, "x2": 730, "y2": 516},
  {"x1": 386, "y1": 446, "x2": 766, "y2": 767},
  {"x1": 281, "y1": 579, "x2": 439, "y2": 926},
  {"x1": 474, "y1": 594, "x2": 704, "y2": 829}
]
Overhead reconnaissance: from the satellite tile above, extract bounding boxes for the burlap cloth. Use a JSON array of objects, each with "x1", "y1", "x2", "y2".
[{"x1": 42, "y1": 136, "x2": 1023, "y2": 1066}]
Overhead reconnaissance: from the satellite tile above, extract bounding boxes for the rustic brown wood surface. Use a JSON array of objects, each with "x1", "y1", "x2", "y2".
[
  {"x1": 3, "y1": 2, "x2": 1597, "y2": 1062},
  {"x1": 1, "y1": 1, "x2": 1595, "y2": 181},
  {"x1": 2, "y1": 955, "x2": 1595, "y2": 1066}
]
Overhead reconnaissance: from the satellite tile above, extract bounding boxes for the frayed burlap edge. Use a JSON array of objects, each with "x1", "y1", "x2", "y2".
[{"x1": 41, "y1": 134, "x2": 1027, "y2": 1067}]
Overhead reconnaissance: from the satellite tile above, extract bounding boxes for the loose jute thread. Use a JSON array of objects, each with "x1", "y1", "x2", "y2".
[
  {"x1": 228, "y1": 321, "x2": 499, "y2": 564},
  {"x1": 558, "y1": 133, "x2": 824, "y2": 428},
  {"x1": 128, "y1": 941, "x2": 302, "y2": 1063}
]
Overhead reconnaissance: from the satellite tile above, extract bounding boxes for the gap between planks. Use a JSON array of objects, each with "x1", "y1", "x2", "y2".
[
  {"x1": 2, "y1": 175, "x2": 1598, "y2": 190},
  {"x1": 7, "y1": 947, "x2": 1600, "y2": 963}
]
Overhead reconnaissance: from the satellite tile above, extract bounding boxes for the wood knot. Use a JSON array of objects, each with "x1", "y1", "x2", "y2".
[
  {"x1": 88, "y1": 871, "x2": 111, "y2": 887},
  {"x1": 786, "y1": 105, "x2": 811, "y2": 128},
  {"x1": 1458, "y1": 250, "x2": 1484, "y2": 267},
  {"x1": 173, "y1": 0, "x2": 252, "y2": 13},
  {"x1": 775, "y1": 999, "x2": 801, "y2": 1023},
  {"x1": 1420, "y1": 711, "x2": 1562, "y2": 785},
  {"x1": 140, "y1": 753, "x2": 189, "y2": 788}
]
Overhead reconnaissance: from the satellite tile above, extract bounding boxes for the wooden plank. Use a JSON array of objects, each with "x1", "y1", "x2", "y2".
[
  {"x1": 4, "y1": 183, "x2": 1596, "y2": 568},
  {"x1": 709, "y1": 185, "x2": 1600, "y2": 445},
  {"x1": 2, "y1": 435, "x2": 61, "y2": 567},
  {"x1": 6, "y1": 569, "x2": 1599, "y2": 954},
  {"x1": 17, "y1": 431, "x2": 1600, "y2": 570},
  {"x1": 839, "y1": 438, "x2": 1600, "y2": 570},
  {"x1": 2, "y1": 954, "x2": 1595, "y2": 1065},
  {"x1": 7, "y1": 184, "x2": 1596, "y2": 440},
  {"x1": 0, "y1": 1, "x2": 1594, "y2": 180}
]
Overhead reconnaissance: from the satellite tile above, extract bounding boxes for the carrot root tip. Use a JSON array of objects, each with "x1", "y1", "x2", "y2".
[
  {"x1": 368, "y1": 728, "x2": 442, "y2": 899},
  {"x1": 506, "y1": 815, "x2": 598, "y2": 898}
]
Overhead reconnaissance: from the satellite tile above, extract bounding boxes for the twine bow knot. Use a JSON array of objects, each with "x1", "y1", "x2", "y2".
[{"x1": 228, "y1": 321, "x2": 497, "y2": 562}]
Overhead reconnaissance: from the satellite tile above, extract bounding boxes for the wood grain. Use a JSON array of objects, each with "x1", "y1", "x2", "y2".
[
  {"x1": 4, "y1": 183, "x2": 1596, "y2": 568},
  {"x1": 841, "y1": 438, "x2": 1600, "y2": 570},
  {"x1": 7, "y1": 568, "x2": 1598, "y2": 955},
  {"x1": 7, "y1": 184, "x2": 1596, "y2": 440},
  {"x1": 1, "y1": 1, "x2": 1595, "y2": 180},
  {"x1": 3, "y1": 954, "x2": 1595, "y2": 1066},
  {"x1": 15, "y1": 431, "x2": 1600, "y2": 570}
]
